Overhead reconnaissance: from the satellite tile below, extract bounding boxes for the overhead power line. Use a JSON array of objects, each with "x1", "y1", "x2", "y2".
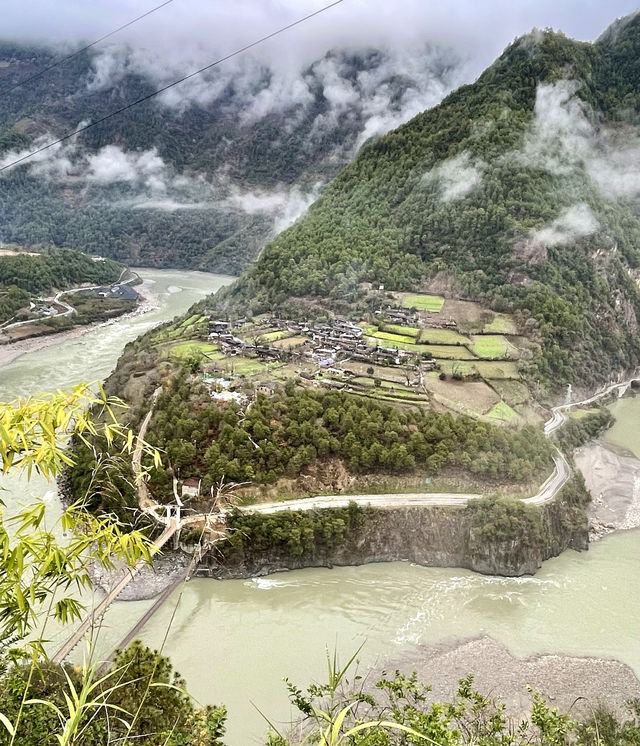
[
  {"x1": 3, "y1": 0, "x2": 176, "y2": 94},
  {"x1": 0, "y1": 0, "x2": 345, "y2": 173}
]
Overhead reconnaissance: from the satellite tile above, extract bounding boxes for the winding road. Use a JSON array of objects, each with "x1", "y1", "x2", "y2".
[
  {"x1": 52, "y1": 376, "x2": 638, "y2": 662},
  {"x1": 544, "y1": 378, "x2": 639, "y2": 435}
]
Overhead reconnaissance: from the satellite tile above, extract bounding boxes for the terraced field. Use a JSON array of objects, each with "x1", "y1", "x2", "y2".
[
  {"x1": 379, "y1": 323, "x2": 420, "y2": 338},
  {"x1": 169, "y1": 341, "x2": 222, "y2": 360},
  {"x1": 421, "y1": 345, "x2": 477, "y2": 360},
  {"x1": 401, "y1": 293, "x2": 445, "y2": 312},
  {"x1": 470, "y1": 334, "x2": 519, "y2": 360},
  {"x1": 438, "y1": 360, "x2": 520, "y2": 379},
  {"x1": 418, "y1": 328, "x2": 470, "y2": 345},
  {"x1": 257, "y1": 330, "x2": 292, "y2": 343},
  {"x1": 483, "y1": 314, "x2": 518, "y2": 334},
  {"x1": 485, "y1": 400, "x2": 519, "y2": 423}
]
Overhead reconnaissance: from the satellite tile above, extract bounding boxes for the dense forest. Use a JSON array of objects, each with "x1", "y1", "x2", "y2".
[
  {"x1": 136, "y1": 376, "x2": 552, "y2": 500},
  {"x1": 0, "y1": 42, "x2": 456, "y2": 270},
  {"x1": 221, "y1": 13, "x2": 640, "y2": 387},
  {"x1": 0, "y1": 248, "x2": 122, "y2": 322}
]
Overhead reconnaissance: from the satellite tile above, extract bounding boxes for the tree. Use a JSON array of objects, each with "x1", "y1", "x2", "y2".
[{"x1": 0, "y1": 386, "x2": 226, "y2": 745}]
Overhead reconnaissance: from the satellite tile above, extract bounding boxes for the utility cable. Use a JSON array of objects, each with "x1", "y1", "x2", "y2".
[
  {"x1": 0, "y1": 0, "x2": 345, "y2": 173},
  {"x1": 3, "y1": 0, "x2": 176, "y2": 94}
]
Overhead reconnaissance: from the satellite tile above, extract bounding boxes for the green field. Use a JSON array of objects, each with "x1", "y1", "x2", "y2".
[
  {"x1": 371, "y1": 330, "x2": 417, "y2": 345},
  {"x1": 470, "y1": 335, "x2": 518, "y2": 359},
  {"x1": 485, "y1": 401, "x2": 519, "y2": 423},
  {"x1": 257, "y1": 329, "x2": 292, "y2": 343},
  {"x1": 379, "y1": 323, "x2": 420, "y2": 338},
  {"x1": 483, "y1": 314, "x2": 518, "y2": 334},
  {"x1": 422, "y1": 345, "x2": 477, "y2": 360},
  {"x1": 401, "y1": 294, "x2": 445, "y2": 312},
  {"x1": 569, "y1": 407, "x2": 599, "y2": 420},
  {"x1": 169, "y1": 341, "x2": 221, "y2": 360},
  {"x1": 418, "y1": 328, "x2": 470, "y2": 345},
  {"x1": 179, "y1": 314, "x2": 202, "y2": 328}
]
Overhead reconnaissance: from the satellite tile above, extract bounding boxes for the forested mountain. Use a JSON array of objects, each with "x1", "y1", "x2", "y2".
[
  {"x1": 225, "y1": 12, "x2": 640, "y2": 386},
  {"x1": 0, "y1": 41, "x2": 460, "y2": 271}
]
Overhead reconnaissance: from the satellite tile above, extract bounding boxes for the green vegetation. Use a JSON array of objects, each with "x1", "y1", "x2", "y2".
[
  {"x1": 470, "y1": 335, "x2": 516, "y2": 360},
  {"x1": 485, "y1": 401, "x2": 519, "y2": 423},
  {"x1": 222, "y1": 503, "x2": 366, "y2": 560},
  {"x1": 169, "y1": 341, "x2": 221, "y2": 360},
  {"x1": 467, "y1": 496, "x2": 543, "y2": 548},
  {"x1": 483, "y1": 313, "x2": 518, "y2": 334},
  {"x1": 268, "y1": 659, "x2": 640, "y2": 746},
  {"x1": 555, "y1": 408, "x2": 615, "y2": 452},
  {"x1": 379, "y1": 323, "x2": 420, "y2": 337},
  {"x1": 368, "y1": 329, "x2": 417, "y2": 345},
  {"x1": 230, "y1": 15, "x2": 640, "y2": 387},
  {"x1": 0, "y1": 249, "x2": 123, "y2": 323},
  {"x1": 423, "y1": 345, "x2": 477, "y2": 360},
  {"x1": 256, "y1": 329, "x2": 291, "y2": 342},
  {"x1": 101, "y1": 376, "x2": 557, "y2": 504},
  {"x1": 401, "y1": 294, "x2": 445, "y2": 312},
  {"x1": 0, "y1": 644, "x2": 226, "y2": 746},
  {"x1": 0, "y1": 43, "x2": 437, "y2": 273}
]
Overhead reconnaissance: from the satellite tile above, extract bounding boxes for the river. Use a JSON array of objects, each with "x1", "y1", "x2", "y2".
[{"x1": 0, "y1": 268, "x2": 638, "y2": 745}]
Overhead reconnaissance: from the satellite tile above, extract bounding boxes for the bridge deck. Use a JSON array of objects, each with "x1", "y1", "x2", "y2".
[{"x1": 50, "y1": 523, "x2": 178, "y2": 664}]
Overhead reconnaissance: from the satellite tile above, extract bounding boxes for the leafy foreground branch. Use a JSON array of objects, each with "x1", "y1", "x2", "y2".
[{"x1": 267, "y1": 653, "x2": 640, "y2": 746}]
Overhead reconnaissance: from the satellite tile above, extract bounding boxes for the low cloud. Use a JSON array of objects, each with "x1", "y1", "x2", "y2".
[
  {"x1": 514, "y1": 80, "x2": 640, "y2": 206},
  {"x1": 223, "y1": 182, "x2": 323, "y2": 234},
  {"x1": 423, "y1": 151, "x2": 484, "y2": 202},
  {"x1": 518, "y1": 80, "x2": 593, "y2": 175},
  {"x1": 85, "y1": 145, "x2": 167, "y2": 190},
  {"x1": 530, "y1": 203, "x2": 599, "y2": 247}
]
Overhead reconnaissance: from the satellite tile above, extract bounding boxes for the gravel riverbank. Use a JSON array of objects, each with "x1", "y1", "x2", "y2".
[
  {"x1": 386, "y1": 635, "x2": 640, "y2": 720},
  {"x1": 575, "y1": 442, "x2": 640, "y2": 539}
]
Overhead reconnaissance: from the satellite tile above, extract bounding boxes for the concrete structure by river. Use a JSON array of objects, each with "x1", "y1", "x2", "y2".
[{"x1": 0, "y1": 267, "x2": 638, "y2": 744}]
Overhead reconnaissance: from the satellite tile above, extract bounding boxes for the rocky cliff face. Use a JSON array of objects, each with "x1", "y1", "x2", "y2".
[{"x1": 199, "y1": 501, "x2": 588, "y2": 580}]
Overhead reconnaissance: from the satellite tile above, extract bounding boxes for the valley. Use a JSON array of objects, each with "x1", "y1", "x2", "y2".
[{"x1": 1, "y1": 4, "x2": 640, "y2": 745}]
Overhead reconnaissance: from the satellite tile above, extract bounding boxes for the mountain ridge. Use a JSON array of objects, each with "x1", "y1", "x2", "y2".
[{"x1": 220, "y1": 14, "x2": 640, "y2": 386}]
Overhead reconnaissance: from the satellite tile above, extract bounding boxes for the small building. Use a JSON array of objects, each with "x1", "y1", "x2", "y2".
[
  {"x1": 181, "y1": 478, "x2": 201, "y2": 499},
  {"x1": 210, "y1": 320, "x2": 231, "y2": 334},
  {"x1": 256, "y1": 381, "x2": 277, "y2": 395}
]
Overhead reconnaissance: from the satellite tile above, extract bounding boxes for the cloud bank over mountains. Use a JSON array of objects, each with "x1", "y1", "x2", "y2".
[{"x1": 4, "y1": 0, "x2": 638, "y2": 131}]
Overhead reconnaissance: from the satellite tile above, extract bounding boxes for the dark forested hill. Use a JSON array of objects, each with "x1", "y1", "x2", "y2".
[
  {"x1": 0, "y1": 42, "x2": 460, "y2": 272},
  {"x1": 227, "y1": 13, "x2": 640, "y2": 386}
]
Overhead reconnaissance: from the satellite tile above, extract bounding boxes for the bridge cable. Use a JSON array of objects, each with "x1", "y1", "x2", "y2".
[
  {"x1": 2, "y1": 0, "x2": 177, "y2": 94},
  {"x1": 0, "y1": 0, "x2": 345, "y2": 173}
]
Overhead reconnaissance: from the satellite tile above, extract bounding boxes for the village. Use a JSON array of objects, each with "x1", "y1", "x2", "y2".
[{"x1": 161, "y1": 291, "x2": 541, "y2": 427}]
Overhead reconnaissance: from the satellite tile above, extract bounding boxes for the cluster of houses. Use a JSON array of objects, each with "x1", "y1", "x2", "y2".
[{"x1": 207, "y1": 314, "x2": 438, "y2": 374}]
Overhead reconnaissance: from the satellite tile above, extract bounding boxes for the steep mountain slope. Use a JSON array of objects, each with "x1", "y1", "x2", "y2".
[
  {"x1": 0, "y1": 42, "x2": 460, "y2": 271},
  {"x1": 229, "y1": 13, "x2": 640, "y2": 386}
]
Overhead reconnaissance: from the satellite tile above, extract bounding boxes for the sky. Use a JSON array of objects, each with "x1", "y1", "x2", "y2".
[
  {"x1": 1, "y1": 0, "x2": 638, "y2": 218},
  {"x1": 2, "y1": 0, "x2": 638, "y2": 78}
]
